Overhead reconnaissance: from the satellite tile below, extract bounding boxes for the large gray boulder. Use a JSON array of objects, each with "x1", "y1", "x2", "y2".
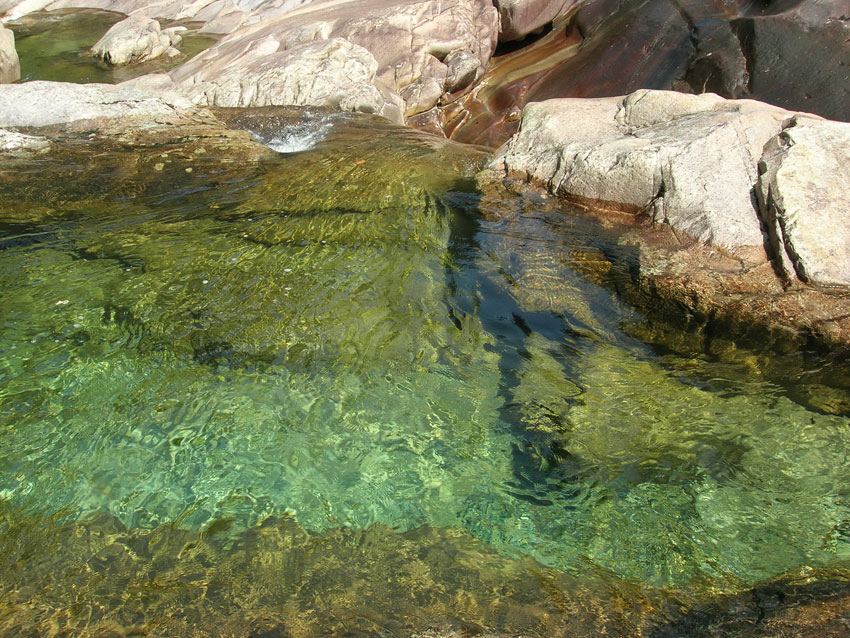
[
  {"x1": 485, "y1": 89, "x2": 850, "y2": 351},
  {"x1": 488, "y1": 89, "x2": 850, "y2": 288},
  {"x1": 0, "y1": 23, "x2": 19, "y2": 83},
  {"x1": 489, "y1": 90, "x2": 791, "y2": 251},
  {"x1": 91, "y1": 14, "x2": 184, "y2": 65},
  {"x1": 169, "y1": 0, "x2": 498, "y2": 118},
  {"x1": 758, "y1": 116, "x2": 850, "y2": 286}
]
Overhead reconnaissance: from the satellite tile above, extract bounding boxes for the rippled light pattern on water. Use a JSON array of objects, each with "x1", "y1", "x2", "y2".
[{"x1": 1, "y1": 112, "x2": 850, "y2": 635}]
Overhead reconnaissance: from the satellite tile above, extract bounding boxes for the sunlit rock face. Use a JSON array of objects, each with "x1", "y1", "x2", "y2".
[
  {"x1": 3, "y1": 0, "x2": 316, "y2": 32},
  {"x1": 5, "y1": 0, "x2": 499, "y2": 120},
  {"x1": 0, "y1": 79, "x2": 196, "y2": 128},
  {"x1": 168, "y1": 0, "x2": 498, "y2": 119},
  {"x1": 7, "y1": 0, "x2": 845, "y2": 144},
  {"x1": 482, "y1": 89, "x2": 850, "y2": 353}
]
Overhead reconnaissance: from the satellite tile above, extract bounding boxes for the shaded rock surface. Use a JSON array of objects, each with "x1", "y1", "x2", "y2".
[
  {"x1": 0, "y1": 22, "x2": 18, "y2": 82},
  {"x1": 495, "y1": 0, "x2": 584, "y2": 41},
  {"x1": 90, "y1": 13, "x2": 184, "y2": 65}
]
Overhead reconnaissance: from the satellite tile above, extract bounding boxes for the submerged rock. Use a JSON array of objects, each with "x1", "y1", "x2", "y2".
[
  {"x1": 0, "y1": 22, "x2": 19, "y2": 83},
  {"x1": 90, "y1": 14, "x2": 184, "y2": 66},
  {"x1": 0, "y1": 126, "x2": 48, "y2": 150}
]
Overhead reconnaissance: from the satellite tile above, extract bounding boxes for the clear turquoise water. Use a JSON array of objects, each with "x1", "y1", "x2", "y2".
[{"x1": 1, "y1": 113, "x2": 850, "y2": 634}]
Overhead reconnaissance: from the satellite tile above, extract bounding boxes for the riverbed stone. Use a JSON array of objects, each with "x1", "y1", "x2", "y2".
[
  {"x1": 0, "y1": 23, "x2": 19, "y2": 83},
  {"x1": 91, "y1": 14, "x2": 184, "y2": 66}
]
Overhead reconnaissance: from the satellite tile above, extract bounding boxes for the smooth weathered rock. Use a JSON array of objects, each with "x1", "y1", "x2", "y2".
[
  {"x1": 91, "y1": 14, "x2": 184, "y2": 65},
  {"x1": 495, "y1": 0, "x2": 583, "y2": 41},
  {"x1": 758, "y1": 116, "x2": 850, "y2": 286},
  {"x1": 177, "y1": 37, "x2": 404, "y2": 122},
  {"x1": 0, "y1": 23, "x2": 19, "y2": 83},
  {"x1": 169, "y1": 0, "x2": 498, "y2": 120},
  {"x1": 489, "y1": 90, "x2": 792, "y2": 251},
  {"x1": 0, "y1": 80, "x2": 195, "y2": 128}
]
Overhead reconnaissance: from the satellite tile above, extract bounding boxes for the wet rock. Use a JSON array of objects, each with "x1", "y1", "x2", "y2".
[
  {"x1": 730, "y1": 0, "x2": 850, "y2": 122},
  {"x1": 495, "y1": 0, "x2": 584, "y2": 41},
  {"x1": 90, "y1": 14, "x2": 184, "y2": 66},
  {"x1": 758, "y1": 116, "x2": 850, "y2": 286},
  {"x1": 0, "y1": 23, "x2": 19, "y2": 83}
]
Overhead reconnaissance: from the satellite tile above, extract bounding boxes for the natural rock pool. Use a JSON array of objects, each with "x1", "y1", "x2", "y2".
[
  {"x1": 10, "y1": 10, "x2": 217, "y2": 84},
  {"x1": 1, "y1": 110, "x2": 850, "y2": 635}
]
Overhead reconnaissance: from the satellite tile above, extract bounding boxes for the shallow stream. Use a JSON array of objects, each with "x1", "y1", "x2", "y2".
[{"x1": 1, "y1": 110, "x2": 850, "y2": 636}]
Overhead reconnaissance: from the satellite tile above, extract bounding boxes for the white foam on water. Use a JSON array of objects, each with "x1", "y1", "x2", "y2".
[{"x1": 257, "y1": 118, "x2": 333, "y2": 154}]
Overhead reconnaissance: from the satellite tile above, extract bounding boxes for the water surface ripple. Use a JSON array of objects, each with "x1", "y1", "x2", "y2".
[{"x1": 1, "y1": 113, "x2": 849, "y2": 635}]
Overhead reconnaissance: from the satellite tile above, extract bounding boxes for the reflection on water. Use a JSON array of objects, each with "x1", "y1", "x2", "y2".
[{"x1": 1, "y1": 111, "x2": 850, "y2": 635}]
